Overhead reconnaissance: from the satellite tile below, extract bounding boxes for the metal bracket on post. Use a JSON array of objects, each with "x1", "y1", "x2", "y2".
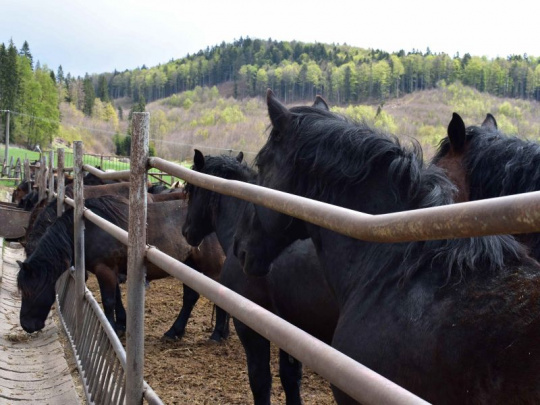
[
  {"x1": 73, "y1": 142, "x2": 85, "y2": 342},
  {"x1": 126, "y1": 112, "x2": 149, "y2": 405},
  {"x1": 57, "y1": 149, "x2": 65, "y2": 218}
]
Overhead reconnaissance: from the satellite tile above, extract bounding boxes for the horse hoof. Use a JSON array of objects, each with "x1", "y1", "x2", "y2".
[
  {"x1": 161, "y1": 333, "x2": 182, "y2": 342},
  {"x1": 207, "y1": 335, "x2": 226, "y2": 344}
]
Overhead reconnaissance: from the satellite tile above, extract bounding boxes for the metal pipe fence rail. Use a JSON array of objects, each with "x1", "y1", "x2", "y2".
[{"x1": 150, "y1": 157, "x2": 540, "y2": 242}]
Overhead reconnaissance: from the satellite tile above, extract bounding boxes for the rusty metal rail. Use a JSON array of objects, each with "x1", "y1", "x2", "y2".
[
  {"x1": 149, "y1": 157, "x2": 540, "y2": 242},
  {"x1": 83, "y1": 163, "x2": 131, "y2": 181}
]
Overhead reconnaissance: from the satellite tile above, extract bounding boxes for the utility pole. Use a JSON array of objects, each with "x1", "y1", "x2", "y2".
[
  {"x1": 3, "y1": 110, "x2": 10, "y2": 162},
  {"x1": 1, "y1": 110, "x2": 10, "y2": 177}
]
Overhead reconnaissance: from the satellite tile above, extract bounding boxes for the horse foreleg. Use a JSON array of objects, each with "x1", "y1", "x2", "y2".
[
  {"x1": 114, "y1": 282, "x2": 127, "y2": 336},
  {"x1": 279, "y1": 349, "x2": 303, "y2": 405},
  {"x1": 163, "y1": 283, "x2": 200, "y2": 341},
  {"x1": 208, "y1": 305, "x2": 230, "y2": 342},
  {"x1": 234, "y1": 318, "x2": 272, "y2": 405},
  {"x1": 94, "y1": 264, "x2": 119, "y2": 334}
]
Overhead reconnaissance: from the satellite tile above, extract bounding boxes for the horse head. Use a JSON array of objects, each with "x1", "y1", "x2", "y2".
[
  {"x1": 431, "y1": 112, "x2": 498, "y2": 202},
  {"x1": 17, "y1": 260, "x2": 59, "y2": 333},
  {"x1": 233, "y1": 90, "x2": 325, "y2": 276},
  {"x1": 182, "y1": 150, "x2": 216, "y2": 246}
]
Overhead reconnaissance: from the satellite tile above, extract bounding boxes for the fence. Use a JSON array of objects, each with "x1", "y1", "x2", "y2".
[
  {"x1": 27, "y1": 146, "x2": 163, "y2": 404},
  {"x1": 35, "y1": 112, "x2": 540, "y2": 404}
]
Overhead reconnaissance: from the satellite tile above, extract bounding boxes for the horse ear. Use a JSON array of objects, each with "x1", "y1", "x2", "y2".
[
  {"x1": 16, "y1": 260, "x2": 26, "y2": 270},
  {"x1": 193, "y1": 149, "x2": 205, "y2": 171},
  {"x1": 481, "y1": 113, "x2": 498, "y2": 130},
  {"x1": 236, "y1": 151, "x2": 244, "y2": 163},
  {"x1": 447, "y1": 113, "x2": 467, "y2": 152},
  {"x1": 312, "y1": 95, "x2": 329, "y2": 111},
  {"x1": 266, "y1": 89, "x2": 291, "y2": 135}
]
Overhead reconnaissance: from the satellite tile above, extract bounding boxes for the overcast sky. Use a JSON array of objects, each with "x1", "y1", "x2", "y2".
[{"x1": 1, "y1": 0, "x2": 538, "y2": 78}]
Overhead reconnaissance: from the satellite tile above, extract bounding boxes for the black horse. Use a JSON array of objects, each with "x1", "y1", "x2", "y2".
[
  {"x1": 11, "y1": 179, "x2": 34, "y2": 204},
  {"x1": 432, "y1": 112, "x2": 540, "y2": 260},
  {"x1": 233, "y1": 90, "x2": 540, "y2": 404},
  {"x1": 182, "y1": 149, "x2": 338, "y2": 405},
  {"x1": 17, "y1": 195, "x2": 227, "y2": 343}
]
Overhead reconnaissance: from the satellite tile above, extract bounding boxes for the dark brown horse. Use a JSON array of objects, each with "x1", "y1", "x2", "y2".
[
  {"x1": 17, "y1": 195, "x2": 226, "y2": 341},
  {"x1": 431, "y1": 112, "x2": 540, "y2": 260}
]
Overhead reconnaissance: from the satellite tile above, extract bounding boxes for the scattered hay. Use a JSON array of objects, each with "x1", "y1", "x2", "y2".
[{"x1": 4, "y1": 331, "x2": 33, "y2": 343}]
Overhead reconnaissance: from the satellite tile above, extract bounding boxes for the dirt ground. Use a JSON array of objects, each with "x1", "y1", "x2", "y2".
[{"x1": 87, "y1": 269, "x2": 336, "y2": 405}]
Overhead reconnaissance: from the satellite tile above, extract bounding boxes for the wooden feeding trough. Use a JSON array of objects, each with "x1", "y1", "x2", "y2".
[{"x1": 0, "y1": 201, "x2": 31, "y2": 239}]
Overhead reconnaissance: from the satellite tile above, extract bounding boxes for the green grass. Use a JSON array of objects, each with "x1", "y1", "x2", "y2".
[{"x1": 1, "y1": 145, "x2": 189, "y2": 187}]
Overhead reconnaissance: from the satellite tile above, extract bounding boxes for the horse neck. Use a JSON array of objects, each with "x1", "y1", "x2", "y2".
[
  {"x1": 309, "y1": 221, "x2": 406, "y2": 307},
  {"x1": 214, "y1": 195, "x2": 247, "y2": 252},
  {"x1": 302, "y1": 170, "x2": 426, "y2": 304},
  {"x1": 27, "y1": 215, "x2": 74, "y2": 283}
]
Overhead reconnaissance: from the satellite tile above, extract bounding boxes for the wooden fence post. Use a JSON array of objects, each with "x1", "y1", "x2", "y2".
[
  {"x1": 126, "y1": 112, "x2": 149, "y2": 405},
  {"x1": 57, "y1": 149, "x2": 65, "y2": 217},
  {"x1": 73, "y1": 142, "x2": 85, "y2": 341},
  {"x1": 14, "y1": 158, "x2": 21, "y2": 182},
  {"x1": 24, "y1": 158, "x2": 32, "y2": 183},
  {"x1": 8, "y1": 156, "x2": 14, "y2": 178},
  {"x1": 48, "y1": 150, "x2": 55, "y2": 201},
  {"x1": 38, "y1": 155, "x2": 47, "y2": 203}
]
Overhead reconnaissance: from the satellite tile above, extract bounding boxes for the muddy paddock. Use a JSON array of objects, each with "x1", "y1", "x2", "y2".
[{"x1": 87, "y1": 274, "x2": 335, "y2": 404}]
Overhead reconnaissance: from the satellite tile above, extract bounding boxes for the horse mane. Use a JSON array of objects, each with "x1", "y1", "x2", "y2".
[
  {"x1": 259, "y1": 106, "x2": 456, "y2": 209},
  {"x1": 25, "y1": 198, "x2": 58, "y2": 255},
  {"x1": 259, "y1": 106, "x2": 530, "y2": 285},
  {"x1": 18, "y1": 207, "x2": 75, "y2": 299},
  {"x1": 18, "y1": 195, "x2": 130, "y2": 298},
  {"x1": 464, "y1": 127, "x2": 540, "y2": 199}
]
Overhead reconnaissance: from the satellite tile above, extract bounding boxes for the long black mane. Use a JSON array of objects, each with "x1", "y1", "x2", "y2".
[
  {"x1": 258, "y1": 106, "x2": 529, "y2": 284},
  {"x1": 18, "y1": 195, "x2": 129, "y2": 297},
  {"x1": 436, "y1": 125, "x2": 540, "y2": 199}
]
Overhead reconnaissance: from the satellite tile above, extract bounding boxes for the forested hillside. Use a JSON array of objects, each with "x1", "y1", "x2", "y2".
[
  {"x1": 93, "y1": 37, "x2": 540, "y2": 105},
  {"x1": 2, "y1": 38, "x2": 540, "y2": 159},
  {"x1": 141, "y1": 82, "x2": 540, "y2": 163}
]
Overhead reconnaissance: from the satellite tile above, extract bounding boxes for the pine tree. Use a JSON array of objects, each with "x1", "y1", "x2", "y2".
[
  {"x1": 57, "y1": 65, "x2": 64, "y2": 83},
  {"x1": 97, "y1": 74, "x2": 110, "y2": 102},
  {"x1": 82, "y1": 74, "x2": 95, "y2": 116},
  {"x1": 1, "y1": 40, "x2": 19, "y2": 111},
  {"x1": 20, "y1": 40, "x2": 33, "y2": 69}
]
